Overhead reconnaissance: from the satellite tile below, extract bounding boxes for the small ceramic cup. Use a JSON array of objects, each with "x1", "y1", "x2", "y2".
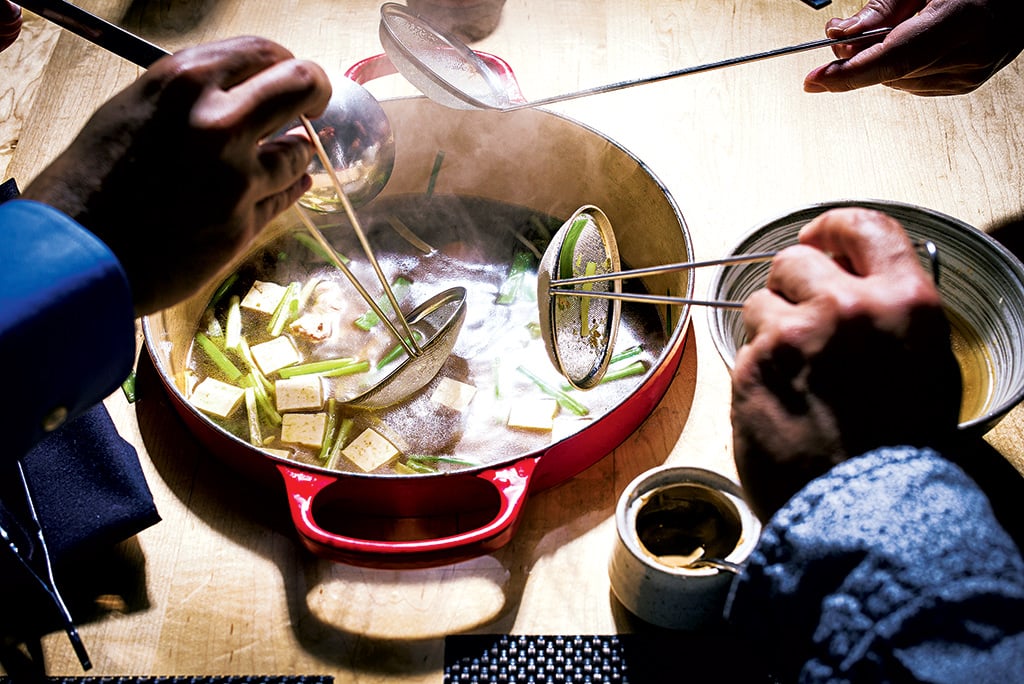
[{"x1": 608, "y1": 466, "x2": 761, "y2": 630}]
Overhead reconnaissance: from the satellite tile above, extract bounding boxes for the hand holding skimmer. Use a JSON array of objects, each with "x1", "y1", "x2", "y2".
[{"x1": 538, "y1": 206, "x2": 940, "y2": 390}]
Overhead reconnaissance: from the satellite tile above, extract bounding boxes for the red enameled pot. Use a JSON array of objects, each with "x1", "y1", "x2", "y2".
[{"x1": 141, "y1": 55, "x2": 694, "y2": 568}]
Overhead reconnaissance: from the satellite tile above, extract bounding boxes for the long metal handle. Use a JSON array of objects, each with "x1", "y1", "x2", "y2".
[
  {"x1": 549, "y1": 240, "x2": 940, "y2": 309},
  {"x1": 16, "y1": 0, "x2": 170, "y2": 66},
  {"x1": 299, "y1": 116, "x2": 423, "y2": 355},
  {"x1": 0, "y1": 461, "x2": 94, "y2": 670},
  {"x1": 550, "y1": 251, "x2": 778, "y2": 287},
  {"x1": 510, "y1": 27, "x2": 892, "y2": 111}
]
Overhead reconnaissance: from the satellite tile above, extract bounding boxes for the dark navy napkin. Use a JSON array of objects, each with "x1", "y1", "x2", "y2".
[
  {"x1": 0, "y1": 177, "x2": 18, "y2": 202},
  {"x1": 1, "y1": 404, "x2": 161, "y2": 635}
]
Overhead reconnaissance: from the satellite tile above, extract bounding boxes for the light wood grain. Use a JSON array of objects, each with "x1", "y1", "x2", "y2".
[{"x1": 5, "y1": 0, "x2": 1023, "y2": 680}]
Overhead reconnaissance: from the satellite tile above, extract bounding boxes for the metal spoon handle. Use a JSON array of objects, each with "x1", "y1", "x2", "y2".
[
  {"x1": 550, "y1": 289, "x2": 747, "y2": 309},
  {"x1": 16, "y1": 0, "x2": 169, "y2": 66},
  {"x1": 511, "y1": 27, "x2": 892, "y2": 111},
  {"x1": 299, "y1": 116, "x2": 424, "y2": 355},
  {"x1": 549, "y1": 239, "x2": 939, "y2": 309},
  {"x1": 550, "y1": 251, "x2": 778, "y2": 286}
]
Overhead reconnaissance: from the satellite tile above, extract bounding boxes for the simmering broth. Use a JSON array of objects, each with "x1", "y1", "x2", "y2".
[
  {"x1": 185, "y1": 195, "x2": 670, "y2": 475},
  {"x1": 948, "y1": 308, "x2": 995, "y2": 423}
]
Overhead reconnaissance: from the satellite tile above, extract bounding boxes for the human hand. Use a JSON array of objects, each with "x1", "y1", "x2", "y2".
[
  {"x1": 730, "y1": 208, "x2": 963, "y2": 520},
  {"x1": 21, "y1": 36, "x2": 332, "y2": 316},
  {"x1": 1, "y1": 1, "x2": 21, "y2": 52},
  {"x1": 804, "y1": 0, "x2": 1024, "y2": 95}
]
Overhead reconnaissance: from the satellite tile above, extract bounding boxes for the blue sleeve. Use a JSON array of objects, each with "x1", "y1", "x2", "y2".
[
  {"x1": 1, "y1": 199, "x2": 136, "y2": 459},
  {"x1": 725, "y1": 446, "x2": 1024, "y2": 683}
]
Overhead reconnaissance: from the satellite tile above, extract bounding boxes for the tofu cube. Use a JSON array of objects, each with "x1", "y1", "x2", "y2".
[
  {"x1": 342, "y1": 428, "x2": 400, "y2": 472},
  {"x1": 190, "y1": 377, "x2": 245, "y2": 419},
  {"x1": 280, "y1": 412, "x2": 328, "y2": 449},
  {"x1": 275, "y1": 375, "x2": 325, "y2": 412},
  {"x1": 240, "y1": 280, "x2": 288, "y2": 315},
  {"x1": 251, "y1": 336, "x2": 301, "y2": 375},
  {"x1": 260, "y1": 447, "x2": 292, "y2": 459},
  {"x1": 507, "y1": 398, "x2": 558, "y2": 431},
  {"x1": 430, "y1": 377, "x2": 477, "y2": 412}
]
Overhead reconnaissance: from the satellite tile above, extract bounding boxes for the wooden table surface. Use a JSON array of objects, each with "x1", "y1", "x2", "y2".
[{"x1": 3, "y1": 0, "x2": 1024, "y2": 680}]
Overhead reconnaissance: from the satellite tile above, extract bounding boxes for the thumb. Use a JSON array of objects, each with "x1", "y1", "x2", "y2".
[{"x1": 1, "y1": 1, "x2": 22, "y2": 53}]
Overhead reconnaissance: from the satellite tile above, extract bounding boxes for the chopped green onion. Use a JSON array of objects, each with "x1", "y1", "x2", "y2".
[
  {"x1": 497, "y1": 251, "x2": 535, "y2": 305},
  {"x1": 388, "y1": 216, "x2": 435, "y2": 254},
  {"x1": 394, "y1": 462, "x2": 427, "y2": 475},
  {"x1": 318, "y1": 398, "x2": 338, "y2": 462},
  {"x1": 324, "y1": 417, "x2": 355, "y2": 470},
  {"x1": 293, "y1": 232, "x2": 350, "y2": 266},
  {"x1": 244, "y1": 387, "x2": 263, "y2": 447},
  {"x1": 377, "y1": 330, "x2": 425, "y2": 370},
  {"x1": 407, "y1": 454, "x2": 480, "y2": 467},
  {"x1": 580, "y1": 260, "x2": 597, "y2": 337},
  {"x1": 400, "y1": 459, "x2": 437, "y2": 474},
  {"x1": 195, "y1": 332, "x2": 243, "y2": 382},
  {"x1": 426, "y1": 150, "x2": 445, "y2": 198},
  {"x1": 610, "y1": 345, "x2": 643, "y2": 365},
  {"x1": 249, "y1": 372, "x2": 281, "y2": 426},
  {"x1": 319, "y1": 360, "x2": 370, "y2": 377},
  {"x1": 516, "y1": 365, "x2": 589, "y2": 416},
  {"x1": 354, "y1": 277, "x2": 412, "y2": 330},
  {"x1": 601, "y1": 360, "x2": 646, "y2": 383},
  {"x1": 225, "y1": 295, "x2": 242, "y2": 351},
  {"x1": 236, "y1": 337, "x2": 272, "y2": 392},
  {"x1": 558, "y1": 215, "x2": 590, "y2": 280},
  {"x1": 298, "y1": 277, "x2": 325, "y2": 311},
  {"x1": 561, "y1": 352, "x2": 647, "y2": 391},
  {"x1": 267, "y1": 281, "x2": 300, "y2": 337},
  {"x1": 210, "y1": 272, "x2": 239, "y2": 308},
  {"x1": 201, "y1": 308, "x2": 224, "y2": 339},
  {"x1": 121, "y1": 370, "x2": 137, "y2": 403},
  {"x1": 277, "y1": 357, "x2": 367, "y2": 378}
]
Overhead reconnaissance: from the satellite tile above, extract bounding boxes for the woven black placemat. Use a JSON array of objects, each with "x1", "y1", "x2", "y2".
[{"x1": 444, "y1": 633, "x2": 768, "y2": 682}]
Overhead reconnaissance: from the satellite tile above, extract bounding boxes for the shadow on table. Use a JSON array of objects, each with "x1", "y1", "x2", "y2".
[
  {"x1": 985, "y1": 211, "x2": 1024, "y2": 259},
  {"x1": 131, "y1": 325, "x2": 699, "y2": 679}
]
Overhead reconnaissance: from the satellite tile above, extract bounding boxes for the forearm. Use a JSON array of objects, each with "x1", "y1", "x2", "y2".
[
  {"x1": 726, "y1": 446, "x2": 1024, "y2": 682},
  {"x1": 1, "y1": 200, "x2": 136, "y2": 459}
]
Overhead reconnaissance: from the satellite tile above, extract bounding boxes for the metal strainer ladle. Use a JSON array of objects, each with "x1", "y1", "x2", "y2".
[
  {"x1": 538, "y1": 206, "x2": 941, "y2": 389},
  {"x1": 537, "y1": 205, "x2": 766, "y2": 390},
  {"x1": 379, "y1": 2, "x2": 892, "y2": 112}
]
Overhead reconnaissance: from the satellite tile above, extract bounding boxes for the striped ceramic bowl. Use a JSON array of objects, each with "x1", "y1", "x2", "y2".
[{"x1": 707, "y1": 199, "x2": 1024, "y2": 434}]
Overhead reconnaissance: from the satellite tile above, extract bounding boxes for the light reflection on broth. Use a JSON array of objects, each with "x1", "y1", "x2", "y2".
[
  {"x1": 947, "y1": 308, "x2": 995, "y2": 423},
  {"x1": 185, "y1": 195, "x2": 670, "y2": 475}
]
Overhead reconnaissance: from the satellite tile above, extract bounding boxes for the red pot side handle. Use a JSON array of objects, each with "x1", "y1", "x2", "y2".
[
  {"x1": 276, "y1": 457, "x2": 539, "y2": 567},
  {"x1": 344, "y1": 52, "x2": 528, "y2": 104}
]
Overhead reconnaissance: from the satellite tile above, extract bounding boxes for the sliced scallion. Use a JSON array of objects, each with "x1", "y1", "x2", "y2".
[
  {"x1": 195, "y1": 332, "x2": 243, "y2": 382},
  {"x1": 516, "y1": 365, "x2": 589, "y2": 416}
]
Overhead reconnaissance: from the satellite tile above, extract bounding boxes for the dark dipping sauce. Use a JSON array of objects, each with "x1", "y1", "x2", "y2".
[
  {"x1": 186, "y1": 194, "x2": 672, "y2": 475},
  {"x1": 635, "y1": 484, "x2": 743, "y2": 567}
]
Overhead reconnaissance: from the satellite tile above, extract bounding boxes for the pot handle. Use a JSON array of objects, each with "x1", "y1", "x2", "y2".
[
  {"x1": 276, "y1": 457, "x2": 539, "y2": 567},
  {"x1": 345, "y1": 52, "x2": 528, "y2": 104}
]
